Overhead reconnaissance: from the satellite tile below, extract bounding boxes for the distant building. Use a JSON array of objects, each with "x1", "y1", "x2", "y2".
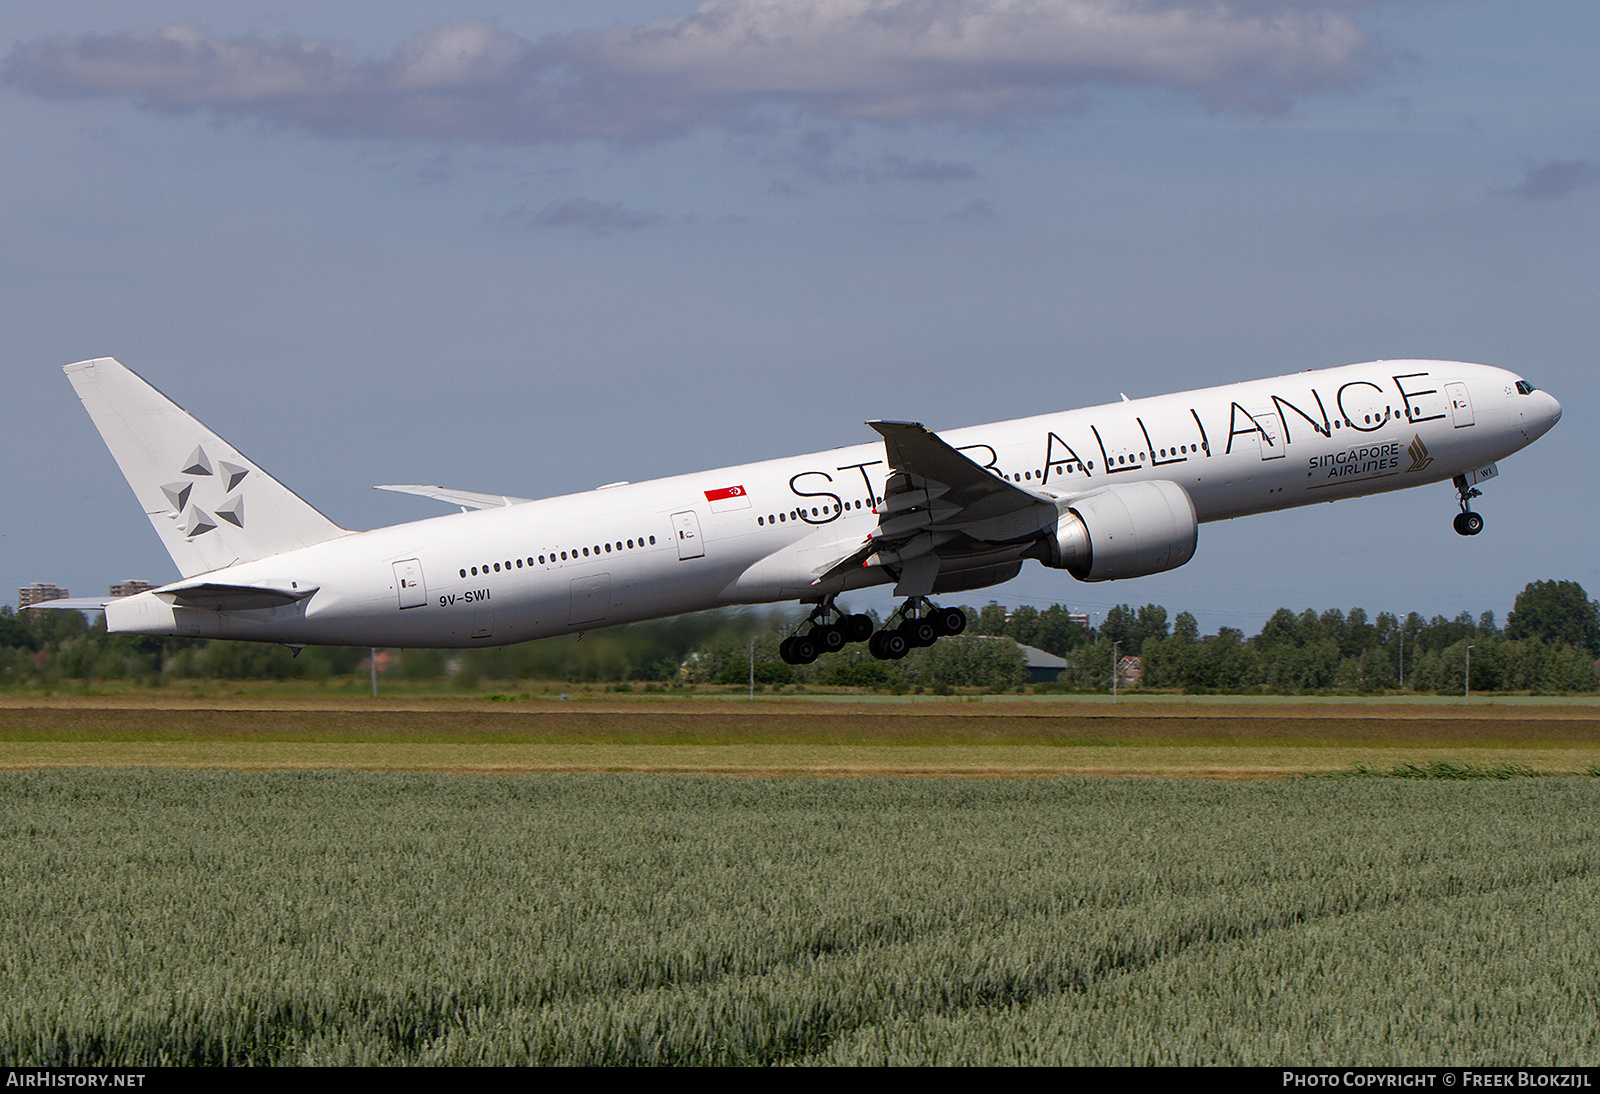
[
  {"x1": 1014, "y1": 642, "x2": 1068, "y2": 684},
  {"x1": 109, "y1": 579, "x2": 154, "y2": 598},
  {"x1": 1116, "y1": 655, "x2": 1143, "y2": 687},
  {"x1": 965, "y1": 635, "x2": 1067, "y2": 683},
  {"x1": 993, "y1": 605, "x2": 1092, "y2": 632},
  {"x1": 18, "y1": 583, "x2": 68, "y2": 609}
]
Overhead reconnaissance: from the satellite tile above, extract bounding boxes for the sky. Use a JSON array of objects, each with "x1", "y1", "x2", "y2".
[{"x1": 2, "y1": 1, "x2": 1596, "y2": 635}]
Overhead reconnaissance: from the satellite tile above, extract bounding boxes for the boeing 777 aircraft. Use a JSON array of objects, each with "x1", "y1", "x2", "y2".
[{"x1": 39, "y1": 357, "x2": 1560, "y2": 664}]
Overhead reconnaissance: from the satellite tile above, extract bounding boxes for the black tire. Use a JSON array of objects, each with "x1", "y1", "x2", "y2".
[
  {"x1": 779, "y1": 636, "x2": 799, "y2": 665},
  {"x1": 881, "y1": 630, "x2": 910, "y2": 659},
  {"x1": 844, "y1": 613, "x2": 875, "y2": 643},
  {"x1": 1464, "y1": 512, "x2": 1484, "y2": 536},
  {"x1": 791, "y1": 635, "x2": 819, "y2": 664},
  {"x1": 813, "y1": 624, "x2": 847, "y2": 653},
  {"x1": 934, "y1": 607, "x2": 967, "y2": 637},
  {"x1": 868, "y1": 631, "x2": 891, "y2": 660},
  {"x1": 902, "y1": 618, "x2": 938, "y2": 647}
]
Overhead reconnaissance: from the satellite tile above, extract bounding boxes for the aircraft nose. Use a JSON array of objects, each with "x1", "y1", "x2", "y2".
[
  {"x1": 1542, "y1": 389, "x2": 1561, "y2": 427},
  {"x1": 1530, "y1": 389, "x2": 1561, "y2": 439}
]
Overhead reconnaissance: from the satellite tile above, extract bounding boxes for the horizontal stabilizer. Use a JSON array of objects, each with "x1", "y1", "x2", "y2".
[
  {"x1": 375, "y1": 484, "x2": 533, "y2": 509},
  {"x1": 157, "y1": 579, "x2": 318, "y2": 611}
]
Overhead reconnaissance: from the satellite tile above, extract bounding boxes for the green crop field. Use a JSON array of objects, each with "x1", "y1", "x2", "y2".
[{"x1": 3, "y1": 770, "x2": 1597, "y2": 1065}]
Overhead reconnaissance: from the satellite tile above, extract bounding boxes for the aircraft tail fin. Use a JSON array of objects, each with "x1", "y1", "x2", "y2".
[{"x1": 65, "y1": 358, "x2": 348, "y2": 577}]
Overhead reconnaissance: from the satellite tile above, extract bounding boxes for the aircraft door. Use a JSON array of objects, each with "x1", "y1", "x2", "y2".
[
  {"x1": 671, "y1": 511, "x2": 705, "y2": 560},
  {"x1": 393, "y1": 558, "x2": 427, "y2": 609},
  {"x1": 1446, "y1": 383, "x2": 1475, "y2": 427},
  {"x1": 1246, "y1": 407, "x2": 1286, "y2": 460}
]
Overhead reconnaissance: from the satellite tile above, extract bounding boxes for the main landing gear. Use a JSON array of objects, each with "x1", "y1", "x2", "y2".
[
  {"x1": 776, "y1": 597, "x2": 970, "y2": 664},
  {"x1": 779, "y1": 600, "x2": 875, "y2": 665},
  {"x1": 866, "y1": 598, "x2": 967, "y2": 662},
  {"x1": 1452, "y1": 475, "x2": 1484, "y2": 537}
]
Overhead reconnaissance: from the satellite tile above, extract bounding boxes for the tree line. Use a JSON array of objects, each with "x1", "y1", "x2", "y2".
[
  {"x1": 964, "y1": 580, "x2": 1599, "y2": 694},
  {"x1": 2, "y1": 580, "x2": 1595, "y2": 694}
]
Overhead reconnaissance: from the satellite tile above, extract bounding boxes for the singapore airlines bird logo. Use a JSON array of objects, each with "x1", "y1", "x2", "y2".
[{"x1": 1406, "y1": 435, "x2": 1434, "y2": 473}]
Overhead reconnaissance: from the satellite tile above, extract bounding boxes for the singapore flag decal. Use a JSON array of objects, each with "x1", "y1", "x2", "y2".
[{"x1": 704, "y1": 485, "x2": 751, "y2": 513}]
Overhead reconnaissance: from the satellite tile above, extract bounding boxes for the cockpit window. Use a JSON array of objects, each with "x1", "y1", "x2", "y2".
[{"x1": 1515, "y1": 380, "x2": 1537, "y2": 395}]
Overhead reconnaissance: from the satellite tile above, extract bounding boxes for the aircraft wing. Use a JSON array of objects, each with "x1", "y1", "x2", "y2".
[
  {"x1": 817, "y1": 420, "x2": 1058, "y2": 595},
  {"x1": 375, "y1": 484, "x2": 534, "y2": 509}
]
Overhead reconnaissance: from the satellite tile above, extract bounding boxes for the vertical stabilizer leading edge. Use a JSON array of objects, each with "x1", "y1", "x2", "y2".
[{"x1": 65, "y1": 357, "x2": 348, "y2": 577}]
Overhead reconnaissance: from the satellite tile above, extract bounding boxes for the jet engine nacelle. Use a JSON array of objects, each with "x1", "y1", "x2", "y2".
[{"x1": 1041, "y1": 480, "x2": 1198, "y2": 581}]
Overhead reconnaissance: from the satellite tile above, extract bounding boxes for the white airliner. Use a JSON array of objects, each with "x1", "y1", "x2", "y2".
[{"x1": 40, "y1": 357, "x2": 1559, "y2": 663}]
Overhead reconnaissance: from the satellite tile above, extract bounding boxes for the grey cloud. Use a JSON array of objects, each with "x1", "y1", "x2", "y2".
[
  {"x1": 5, "y1": 2, "x2": 1380, "y2": 144},
  {"x1": 780, "y1": 129, "x2": 977, "y2": 184},
  {"x1": 882, "y1": 155, "x2": 975, "y2": 183},
  {"x1": 1511, "y1": 159, "x2": 1600, "y2": 201},
  {"x1": 528, "y1": 199, "x2": 662, "y2": 234}
]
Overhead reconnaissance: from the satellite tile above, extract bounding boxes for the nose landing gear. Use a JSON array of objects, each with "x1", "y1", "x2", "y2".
[{"x1": 1453, "y1": 475, "x2": 1484, "y2": 536}]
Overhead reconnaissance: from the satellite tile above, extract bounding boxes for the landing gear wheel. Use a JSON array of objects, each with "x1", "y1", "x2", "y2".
[
  {"x1": 779, "y1": 636, "x2": 798, "y2": 665},
  {"x1": 869, "y1": 630, "x2": 909, "y2": 660},
  {"x1": 790, "y1": 634, "x2": 819, "y2": 664},
  {"x1": 900, "y1": 618, "x2": 939, "y2": 648},
  {"x1": 1452, "y1": 475, "x2": 1485, "y2": 538},
  {"x1": 812, "y1": 624, "x2": 847, "y2": 654},
  {"x1": 843, "y1": 613, "x2": 875, "y2": 643},
  {"x1": 933, "y1": 607, "x2": 967, "y2": 637}
]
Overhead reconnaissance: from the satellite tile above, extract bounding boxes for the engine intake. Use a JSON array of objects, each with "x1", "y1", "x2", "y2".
[{"x1": 1041, "y1": 480, "x2": 1198, "y2": 581}]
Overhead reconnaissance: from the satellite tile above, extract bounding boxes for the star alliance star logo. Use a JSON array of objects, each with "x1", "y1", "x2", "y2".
[
  {"x1": 1406, "y1": 434, "x2": 1433, "y2": 473},
  {"x1": 162, "y1": 445, "x2": 249, "y2": 537}
]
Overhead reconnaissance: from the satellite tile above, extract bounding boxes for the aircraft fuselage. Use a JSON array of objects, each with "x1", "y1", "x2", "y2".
[{"x1": 99, "y1": 359, "x2": 1560, "y2": 648}]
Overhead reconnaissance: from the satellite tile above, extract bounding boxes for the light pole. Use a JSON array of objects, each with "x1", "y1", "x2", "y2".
[
  {"x1": 1464, "y1": 644, "x2": 1474, "y2": 705},
  {"x1": 1111, "y1": 640, "x2": 1120, "y2": 704},
  {"x1": 749, "y1": 637, "x2": 756, "y2": 701}
]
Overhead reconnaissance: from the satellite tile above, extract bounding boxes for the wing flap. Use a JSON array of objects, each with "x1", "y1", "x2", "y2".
[{"x1": 814, "y1": 421, "x2": 1059, "y2": 593}]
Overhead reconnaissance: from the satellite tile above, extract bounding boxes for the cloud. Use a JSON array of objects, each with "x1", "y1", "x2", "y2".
[
  {"x1": 5, "y1": 2, "x2": 1380, "y2": 145},
  {"x1": 1511, "y1": 159, "x2": 1600, "y2": 201},
  {"x1": 778, "y1": 127, "x2": 977, "y2": 183},
  {"x1": 525, "y1": 198, "x2": 663, "y2": 234}
]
